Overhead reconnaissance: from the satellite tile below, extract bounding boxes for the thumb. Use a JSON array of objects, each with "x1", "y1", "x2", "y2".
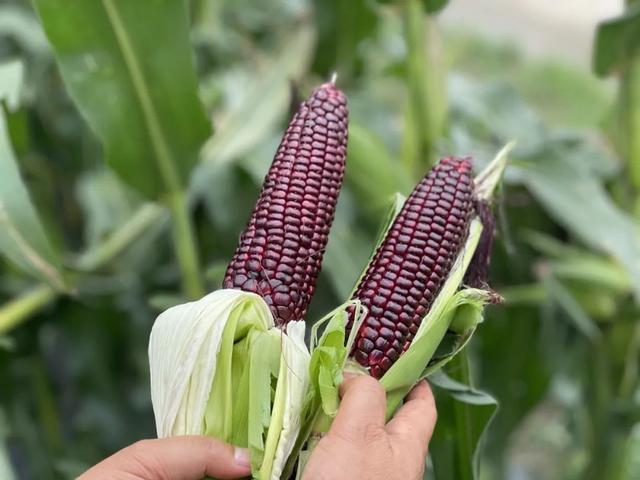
[
  {"x1": 330, "y1": 374, "x2": 387, "y2": 442},
  {"x1": 79, "y1": 436, "x2": 251, "y2": 480}
]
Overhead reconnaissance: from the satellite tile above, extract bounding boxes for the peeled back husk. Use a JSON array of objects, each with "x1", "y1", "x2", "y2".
[{"x1": 149, "y1": 289, "x2": 310, "y2": 480}]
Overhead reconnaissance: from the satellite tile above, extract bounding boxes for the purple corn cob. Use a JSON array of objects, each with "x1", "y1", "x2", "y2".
[
  {"x1": 223, "y1": 82, "x2": 348, "y2": 326},
  {"x1": 349, "y1": 157, "x2": 475, "y2": 378}
]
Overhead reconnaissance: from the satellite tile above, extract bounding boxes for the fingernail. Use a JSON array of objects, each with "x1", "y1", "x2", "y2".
[{"x1": 234, "y1": 447, "x2": 251, "y2": 468}]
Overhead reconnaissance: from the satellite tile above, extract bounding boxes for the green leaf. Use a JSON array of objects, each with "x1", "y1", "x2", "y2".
[
  {"x1": 0, "y1": 61, "x2": 66, "y2": 291},
  {"x1": 74, "y1": 168, "x2": 142, "y2": 248},
  {"x1": 193, "y1": 25, "x2": 315, "y2": 206},
  {"x1": 321, "y1": 197, "x2": 376, "y2": 299},
  {"x1": 198, "y1": 26, "x2": 314, "y2": 169},
  {"x1": 346, "y1": 124, "x2": 412, "y2": 215},
  {"x1": 593, "y1": 3, "x2": 640, "y2": 77},
  {"x1": 422, "y1": 0, "x2": 449, "y2": 14},
  {"x1": 376, "y1": 0, "x2": 450, "y2": 14},
  {"x1": 543, "y1": 274, "x2": 601, "y2": 341},
  {"x1": 311, "y1": 0, "x2": 378, "y2": 80},
  {"x1": 516, "y1": 148, "x2": 640, "y2": 302},
  {"x1": 33, "y1": 0, "x2": 210, "y2": 199},
  {"x1": 401, "y1": 0, "x2": 447, "y2": 173},
  {"x1": 429, "y1": 371, "x2": 498, "y2": 480},
  {"x1": 524, "y1": 230, "x2": 632, "y2": 294}
]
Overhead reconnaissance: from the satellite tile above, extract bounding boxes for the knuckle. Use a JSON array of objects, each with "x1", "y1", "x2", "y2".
[
  {"x1": 128, "y1": 439, "x2": 154, "y2": 455},
  {"x1": 363, "y1": 423, "x2": 387, "y2": 443}
]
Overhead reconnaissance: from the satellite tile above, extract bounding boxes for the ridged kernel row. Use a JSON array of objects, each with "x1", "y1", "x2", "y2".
[
  {"x1": 223, "y1": 83, "x2": 348, "y2": 326},
  {"x1": 349, "y1": 157, "x2": 474, "y2": 378}
]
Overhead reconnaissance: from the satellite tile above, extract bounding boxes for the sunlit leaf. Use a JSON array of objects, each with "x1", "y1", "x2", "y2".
[{"x1": 33, "y1": 0, "x2": 210, "y2": 199}]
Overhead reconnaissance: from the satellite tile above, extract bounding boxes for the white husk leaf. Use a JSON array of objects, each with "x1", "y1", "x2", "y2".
[
  {"x1": 270, "y1": 321, "x2": 311, "y2": 480},
  {"x1": 149, "y1": 289, "x2": 273, "y2": 437}
]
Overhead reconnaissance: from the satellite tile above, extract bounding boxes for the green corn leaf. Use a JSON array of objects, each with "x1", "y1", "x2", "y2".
[
  {"x1": 198, "y1": 26, "x2": 314, "y2": 169},
  {"x1": 282, "y1": 302, "x2": 366, "y2": 480},
  {"x1": 33, "y1": 0, "x2": 210, "y2": 199},
  {"x1": 543, "y1": 274, "x2": 601, "y2": 342},
  {"x1": 422, "y1": 0, "x2": 450, "y2": 14},
  {"x1": 428, "y1": 371, "x2": 498, "y2": 480},
  {"x1": 593, "y1": 3, "x2": 640, "y2": 77},
  {"x1": 346, "y1": 124, "x2": 412, "y2": 215},
  {"x1": 516, "y1": 148, "x2": 640, "y2": 302},
  {"x1": 0, "y1": 60, "x2": 67, "y2": 291}
]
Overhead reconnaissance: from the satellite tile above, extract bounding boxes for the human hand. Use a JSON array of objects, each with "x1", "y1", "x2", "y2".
[
  {"x1": 78, "y1": 435, "x2": 251, "y2": 480},
  {"x1": 303, "y1": 375, "x2": 437, "y2": 480}
]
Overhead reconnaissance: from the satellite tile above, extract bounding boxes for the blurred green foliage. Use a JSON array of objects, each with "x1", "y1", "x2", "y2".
[{"x1": 0, "y1": 0, "x2": 639, "y2": 479}]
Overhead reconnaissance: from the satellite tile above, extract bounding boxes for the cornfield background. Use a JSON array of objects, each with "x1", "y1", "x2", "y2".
[{"x1": 1, "y1": 0, "x2": 639, "y2": 479}]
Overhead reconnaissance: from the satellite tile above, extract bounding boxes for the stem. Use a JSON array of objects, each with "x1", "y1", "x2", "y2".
[
  {"x1": 624, "y1": 60, "x2": 640, "y2": 203},
  {"x1": 336, "y1": 0, "x2": 356, "y2": 83},
  {"x1": 32, "y1": 357, "x2": 63, "y2": 453},
  {"x1": 449, "y1": 349, "x2": 474, "y2": 480},
  {"x1": 585, "y1": 338, "x2": 612, "y2": 479},
  {"x1": 0, "y1": 285, "x2": 57, "y2": 334},
  {"x1": 619, "y1": 321, "x2": 640, "y2": 398},
  {"x1": 166, "y1": 191, "x2": 204, "y2": 299},
  {"x1": 401, "y1": 0, "x2": 447, "y2": 176},
  {"x1": 621, "y1": 0, "x2": 640, "y2": 213}
]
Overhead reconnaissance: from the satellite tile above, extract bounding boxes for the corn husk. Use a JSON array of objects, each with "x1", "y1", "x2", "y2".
[{"x1": 149, "y1": 289, "x2": 311, "y2": 480}]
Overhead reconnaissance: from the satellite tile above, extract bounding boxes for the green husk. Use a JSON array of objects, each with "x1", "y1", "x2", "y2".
[
  {"x1": 282, "y1": 301, "x2": 366, "y2": 479},
  {"x1": 379, "y1": 221, "x2": 489, "y2": 417}
]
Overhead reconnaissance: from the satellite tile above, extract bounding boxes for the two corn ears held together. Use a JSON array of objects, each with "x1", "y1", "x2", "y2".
[{"x1": 222, "y1": 75, "x2": 498, "y2": 379}]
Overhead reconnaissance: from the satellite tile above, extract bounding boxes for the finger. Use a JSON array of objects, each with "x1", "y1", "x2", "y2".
[
  {"x1": 80, "y1": 436, "x2": 251, "y2": 480},
  {"x1": 330, "y1": 374, "x2": 387, "y2": 442},
  {"x1": 386, "y1": 381, "x2": 437, "y2": 457}
]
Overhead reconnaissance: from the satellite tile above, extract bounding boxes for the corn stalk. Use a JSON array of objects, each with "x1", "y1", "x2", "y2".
[
  {"x1": 401, "y1": 0, "x2": 447, "y2": 176},
  {"x1": 624, "y1": 0, "x2": 640, "y2": 215}
]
